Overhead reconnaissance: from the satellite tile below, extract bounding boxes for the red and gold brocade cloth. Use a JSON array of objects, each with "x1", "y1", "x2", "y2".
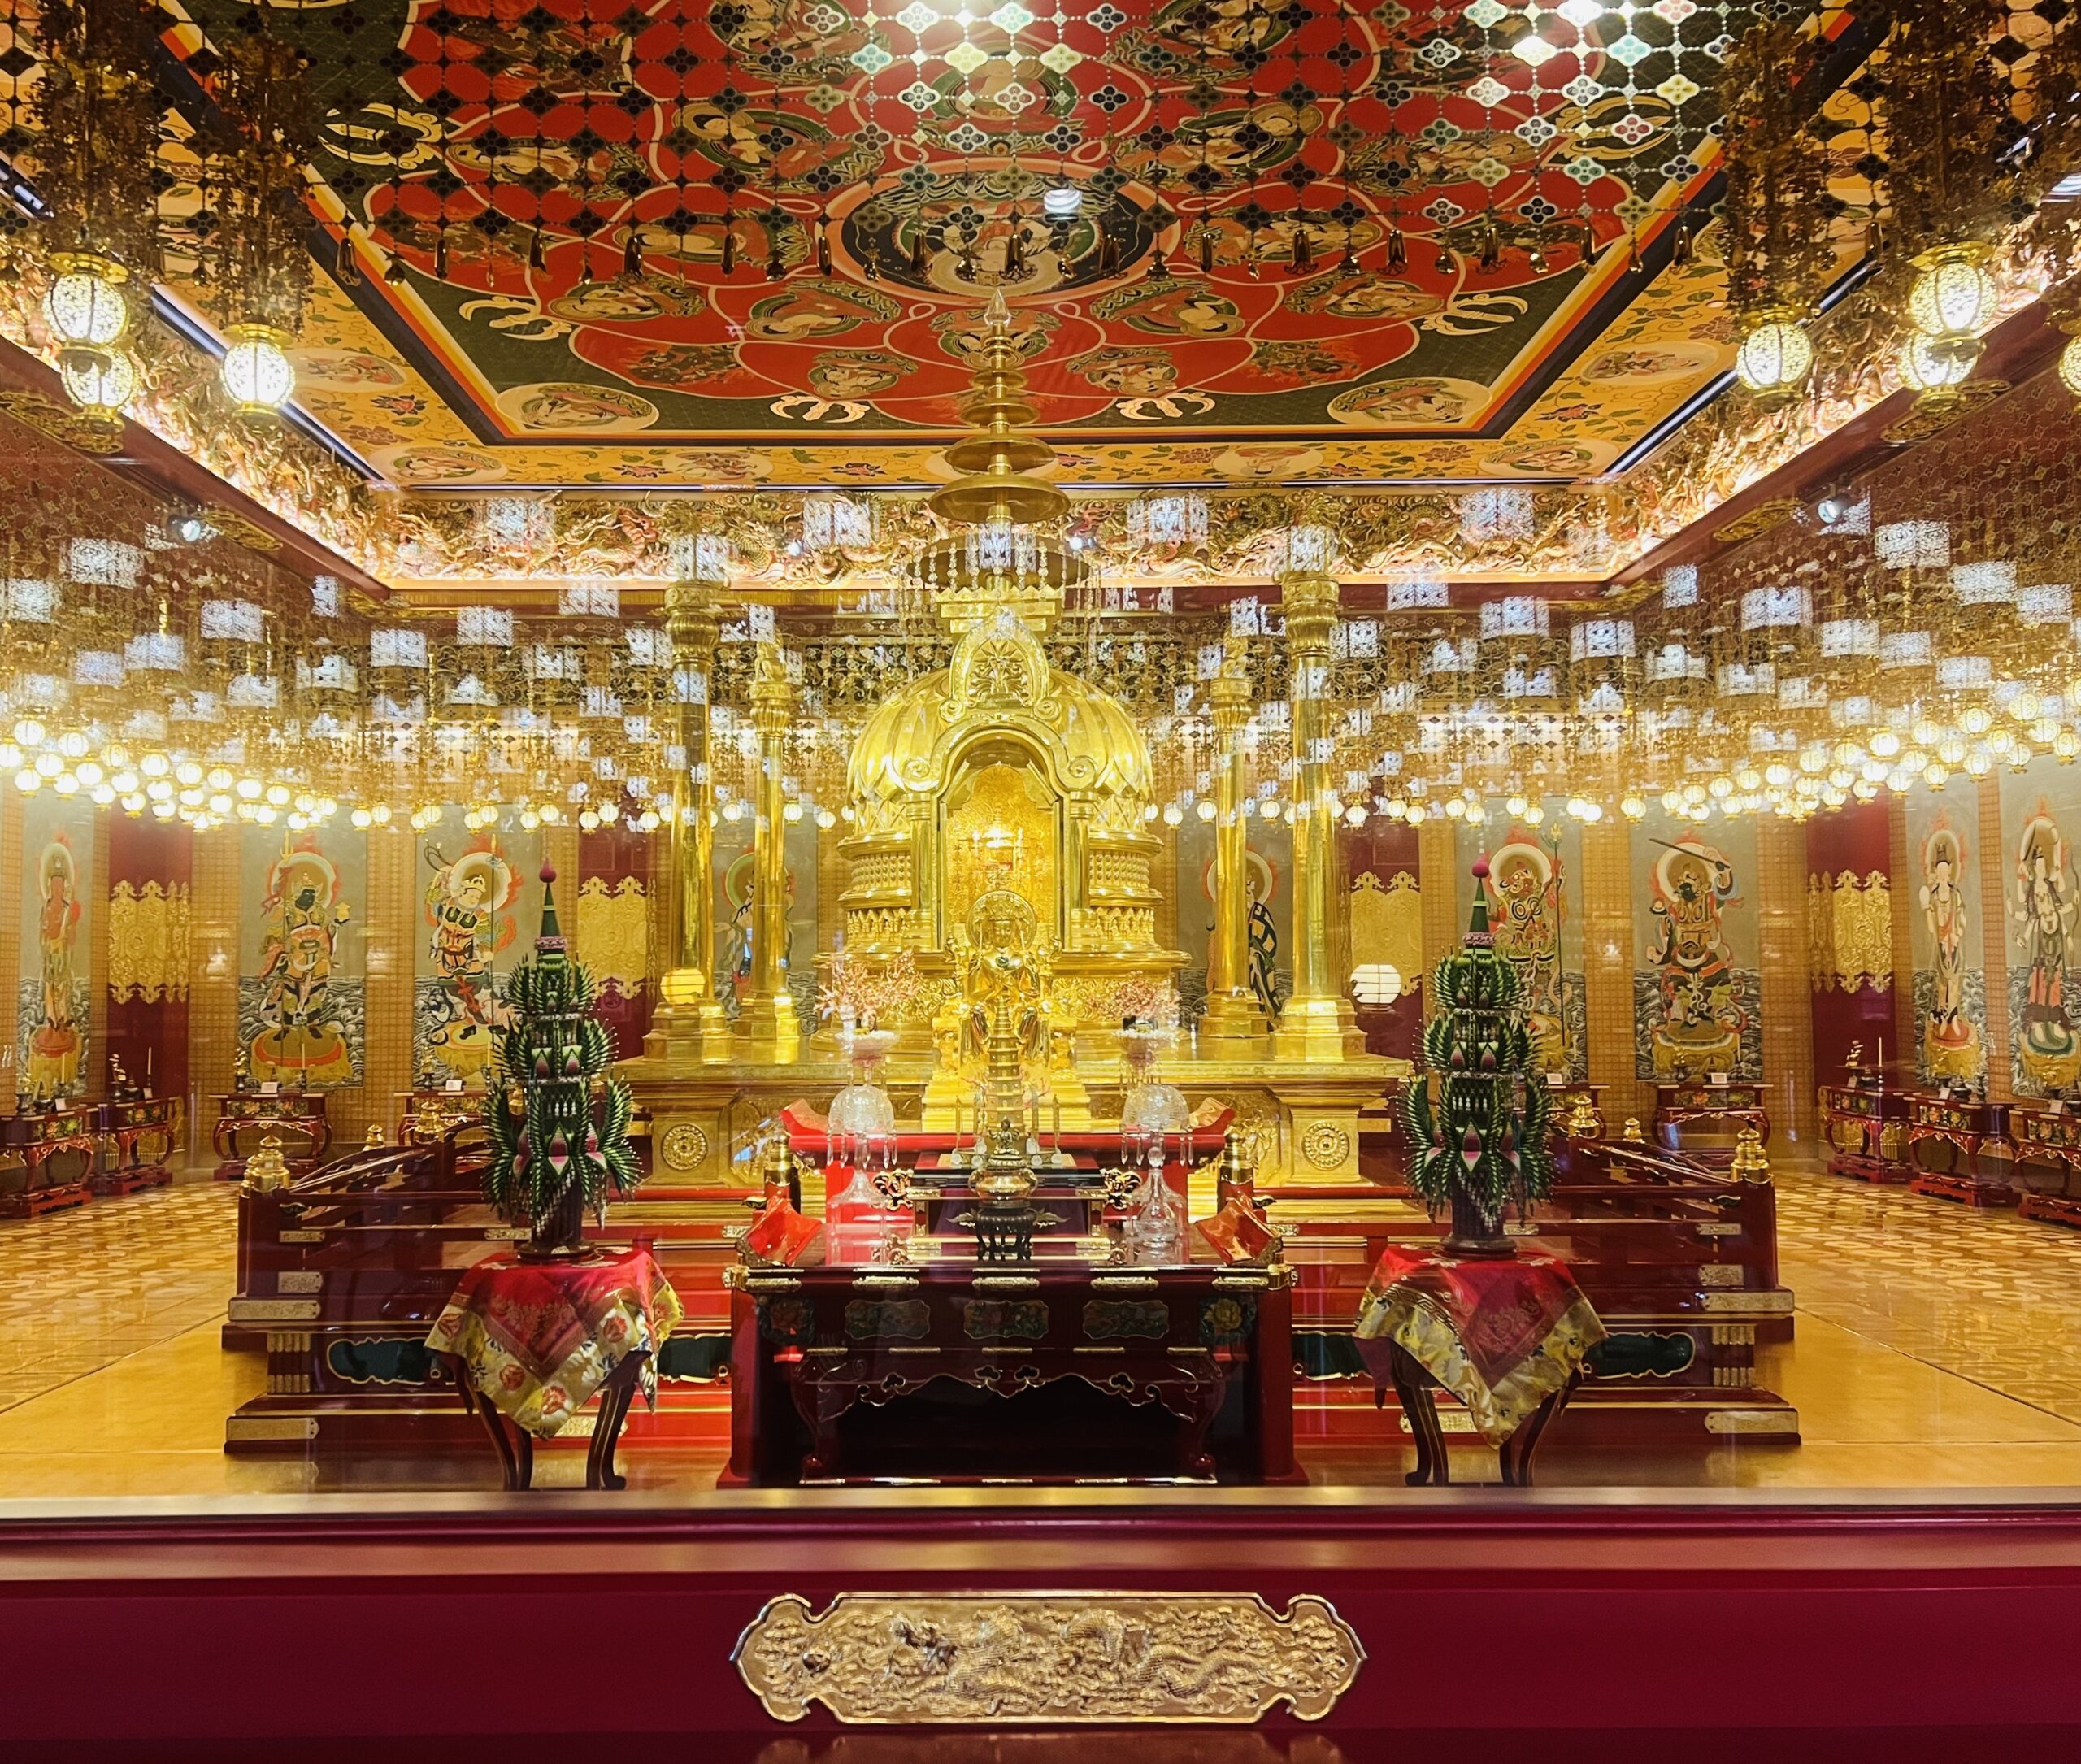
[
  {"x1": 1353, "y1": 1246, "x2": 1606, "y2": 1447},
  {"x1": 426, "y1": 1248, "x2": 683, "y2": 1439}
]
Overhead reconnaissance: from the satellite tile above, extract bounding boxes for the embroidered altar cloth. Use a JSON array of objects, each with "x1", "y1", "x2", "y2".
[
  {"x1": 427, "y1": 1247, "x2": 683, "y2": 1438},
  {"x1": 1353, "y1": 1245, "x2": 1605, "y2": 1446}
]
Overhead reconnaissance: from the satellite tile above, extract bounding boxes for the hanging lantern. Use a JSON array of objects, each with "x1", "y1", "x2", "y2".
[
  {"x1": 42, "y1": 251, "x2": 134, "y2": 356},
  {"x1": 220, "y1": 323, "x2": 296, "y2": 417},
  {"x1": 2059, "y1": 332, "x2": 2081, "y2": 402},
  {"x1": 1899, "y1": 329, "x2": 1979, "y2": 397},
  {"x1": 1734, "y1": 311, "x2": 1814, "y2": 406},
  {"x1": 56, "y1": 346, "x2": 137, "y2": 441},
  {"x1": 1906, "y1": 244, "x2": 1999, "y2": 343}
]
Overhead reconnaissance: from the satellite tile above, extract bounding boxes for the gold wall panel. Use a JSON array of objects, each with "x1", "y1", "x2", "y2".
[
  {"x1": 106, "y1": 882, "x2": 193, "y2": 1003},
  {"x1": 732, "y1": 1591, "x2": 1364, "y2": 1726},
  {"x1": 1806, "y1": 869, "x2": 1892, "y2": 993},
  {"x1": 575, "y1": 875, "x2": 649, "y2": 994},
  {"x1": 1757, "y1": 815, "x2": 1814, "y2": 1138},
  {"x1": 1349, "y1": 869, "x2": 1421, "y2": 993}
]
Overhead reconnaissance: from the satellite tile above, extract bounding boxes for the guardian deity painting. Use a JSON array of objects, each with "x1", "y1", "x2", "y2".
[
  {"x1": 250, "y1": 837, "x2": 356, "y2": 1087},
  {"x1": 1644, "y1": 833, "x2": 1745, "y2": 1080},
  {"x1": 421, "y1": 839, "x2": 520, "y2": 1082},
  {"x1": 1485, "y1": 827, "x2": 1569, "y2": 1075}
]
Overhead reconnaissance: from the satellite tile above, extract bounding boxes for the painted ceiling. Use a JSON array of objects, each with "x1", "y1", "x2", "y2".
[{"x1": 155, "y1": 0, "x2": 1854, "y2": 489}]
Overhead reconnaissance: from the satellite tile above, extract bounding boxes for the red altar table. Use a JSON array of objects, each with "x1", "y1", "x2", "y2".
[
  {"x1": 1906, "y1": 1091, "x2": 2016, "y2": 1206},
  {"x1": 428, "y1": 1245, "x2": 683, "y2": 1489},
  {"x1": 727, "y1": 1227, "x2": 1294, "y2": 1486},
  {"x1": 91, "y1": 1095, "x2": 177, "y2": 1196},
  {"x1": 1353, "y1": 1243, "x2": 1605, "y2": 1486},
  {"x1": 0, "y1": 1104, "x2": 98, "y2": 1218},
  {"x1": 396, "y1": 1087, "x2": 481, "y2": 1146},
  {"x1": 213, "y1": 1090, "x2": 329, "y2": 1182},
  {"x1": 2009, "y1": 1101, "x2": 2081, "y2": 1227},
  {"x1": 1653, "y1": 1080, "x2": 1770, "y2": 1155},
  {"x1": 1820, "y1": 1081, "x2": 1912, "y2": 1184}
]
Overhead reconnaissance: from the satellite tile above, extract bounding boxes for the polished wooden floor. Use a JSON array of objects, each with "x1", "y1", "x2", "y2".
[{"x1": 7, "y1": 1158, "x2": 2081, "y2": 1497}]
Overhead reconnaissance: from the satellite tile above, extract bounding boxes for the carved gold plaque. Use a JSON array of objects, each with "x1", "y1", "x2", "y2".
[
  {"x1": 1349, "y1": 869, "x2": 1422, "y2": 994},
  {"x1": 659, "y1": 1121, "x2": 710, "y2": 1172},
  {"x1": 732, "y1": 1591, "x2": 1365, "y2": 1725},
  {"x1": 1299, "y1": 1120, "x2": 1353, "y2": 1170}
]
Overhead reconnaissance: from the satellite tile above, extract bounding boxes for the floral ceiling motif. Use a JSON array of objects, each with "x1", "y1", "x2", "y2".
[{"x1": 150, "y1": 0, "x2": 1836, "y2": 486}]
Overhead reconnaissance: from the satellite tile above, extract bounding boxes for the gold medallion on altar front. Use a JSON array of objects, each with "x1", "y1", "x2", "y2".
[{"x1": 732, "y1": 1591, "x2": 1364, "y2": 1724}]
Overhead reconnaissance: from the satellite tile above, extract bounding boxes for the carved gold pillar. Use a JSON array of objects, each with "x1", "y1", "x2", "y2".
[
  {"x1": 1273, "y1": 571, "x2": 1364, "y2": 1061},
  {"x1": 1200, "y1": 653, "x2": 1267, "y2": 1052},
  {"x1": 736, "y1": 640, "x2": 801, "y2": 1058},
  {"x1": 645, "y1": 576, "x2": 732, "y2": 1062}
]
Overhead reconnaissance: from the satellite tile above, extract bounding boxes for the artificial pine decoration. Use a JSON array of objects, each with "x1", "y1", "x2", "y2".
[
  {"x1": 485, "y1": 863, "x2": 642, "y2": 1258},
  {"x1": 1403, "y1": 858, "x2": 1556, "y2": 1253}
]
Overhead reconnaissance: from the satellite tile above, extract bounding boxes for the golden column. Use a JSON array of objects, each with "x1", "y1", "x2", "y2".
[
  {"x1": 1273, "y1": 568, "x2": 1366, "y2": 1061},
  {"x1": 1200, "y1": 649, "x2": 1269, "y2": 1051},
  {"x1": 645, "y1": 575, "x2": 732, "y2": 1062},
  {"x1": 735, "y1": 640, "x2": 801, "y2": 1057}
]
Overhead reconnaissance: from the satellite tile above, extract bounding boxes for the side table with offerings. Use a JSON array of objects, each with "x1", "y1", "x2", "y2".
[
  {"x1": 1906, "y1": 1090, "x2": 2015, "y2": 1206},
  {"x1": 0, "y1": 1104, "x2": 100, "y2": 1218},
  {"x1": 213, "y1": 1089, "x2": 330, "y2": 1182},
  {"x1": 2009, "y1": 1100, "x2": 2081, "y2": 1227},
  {"x1": 1653, "y1": 1080, "x2": 1770, "y2": 1158},
  {"x1": 1819, "y1": 1079, "x2": 1910, "y2": 1184}
]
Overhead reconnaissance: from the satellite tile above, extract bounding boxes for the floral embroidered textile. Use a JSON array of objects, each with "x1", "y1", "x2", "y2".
[
  {"x1": 1353, "y1": 1245, "x2": 1605, "y2": 1447},
  {"x1": 426, "y1": 1247, "x2": 683, "y2": 1438}
]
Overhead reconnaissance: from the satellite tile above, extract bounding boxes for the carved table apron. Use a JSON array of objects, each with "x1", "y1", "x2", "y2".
[{"x1": 728, "y1": 1259, "x2": 1296, "y2": 1485}]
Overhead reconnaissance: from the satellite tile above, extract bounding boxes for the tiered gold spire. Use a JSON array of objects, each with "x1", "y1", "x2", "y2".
[{"x1": 911, "y1": 291, "x2": 1088, "y2": 636}]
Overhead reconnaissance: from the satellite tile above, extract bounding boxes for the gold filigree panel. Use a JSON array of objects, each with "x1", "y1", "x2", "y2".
[
  {"x1": 574, "y1": 875, "x2": 647, "y2": 993},
  {"x1": 1807, "y1": 869, "x2": 1893, "y2": 993},
  {"x1": 1350, "y1": 870, "x2": 1423, "y2": 993},
  {"x1": 732, "y1": 1592, "x2": 1364, "y2": 1725},
  {"x1": 106, "y1": 881, "x2": 192, "y2": 1003}
]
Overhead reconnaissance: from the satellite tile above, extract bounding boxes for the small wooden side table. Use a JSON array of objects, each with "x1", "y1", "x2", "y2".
[{"x1": 1353, "y1": 1243, "x2": 1605, "y2": 1488}]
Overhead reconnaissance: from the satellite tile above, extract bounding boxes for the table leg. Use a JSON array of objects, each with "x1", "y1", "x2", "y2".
[
  {"x1": 1497, "y1": 1374, "x2": 1579, "y2": 1488},
  {"x1": 1389, "y1": 1345, "x2": 1449, "y2": 1487},
  {"x1": 445, "y1": 1355, "x2": 532, "y2": 1491},
  {"x1": 585, "y1": 1352, "x2": 649, "y2": 1491}
]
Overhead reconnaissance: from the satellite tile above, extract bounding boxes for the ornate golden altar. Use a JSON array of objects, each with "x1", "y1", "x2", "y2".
[{"x1": 621, "y1": 291, "x2": 1397, "y2": 1196}]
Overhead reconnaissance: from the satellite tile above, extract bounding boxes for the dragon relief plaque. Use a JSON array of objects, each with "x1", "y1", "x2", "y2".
[{"x1": 732, "y1": 1590, "x2": 1365, "y2": 1724}]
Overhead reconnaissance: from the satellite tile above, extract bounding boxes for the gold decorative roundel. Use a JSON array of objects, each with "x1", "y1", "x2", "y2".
[
  {"x1": 659, "y1": 1122, "x2": 710, "y2": 1173},
  {"x1": 1299, "y1": 1121, "x2": 1353, "y2": 1171}
]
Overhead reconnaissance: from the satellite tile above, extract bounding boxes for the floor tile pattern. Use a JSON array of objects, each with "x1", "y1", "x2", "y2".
[
  {"x1": 1775, "y1": 1163, "x2": 2081, "y2": 1425},
  {"x1": 0, "y1": 1179, "x2": 234, "y2": 1415}
]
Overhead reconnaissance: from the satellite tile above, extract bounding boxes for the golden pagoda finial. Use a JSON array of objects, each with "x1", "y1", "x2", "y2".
[{"x1": 914, "y1": 296, "x2": 1086, "y2": 632}]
